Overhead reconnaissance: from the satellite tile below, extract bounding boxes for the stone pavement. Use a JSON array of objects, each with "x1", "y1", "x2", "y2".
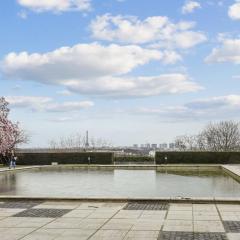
[
  {"x1": 0, "y1": 200, "x2": 239, "y2": 239},
  {"x1": 223, "y1": 165, "x2": 240, "y2": 179}
]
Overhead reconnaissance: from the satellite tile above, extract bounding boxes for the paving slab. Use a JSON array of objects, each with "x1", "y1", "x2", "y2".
[
  {"x1": 227, "y1": 233, "x2": 240, "y2": 240},
  {"x1": 168, "y1": 204, "x2": 192, "y2": 211},
  {"x1": 140, "y1": 210, "x2": 166, "y2": 220},
  {"x1": 87, "y1": 211, "x2": 117, "y2": 219},
  {"x1": 193, "y1": 212, "x2": 220, "y2": 221},
  {"x1": 0, "y1": 208, "x2": 26, "y2": 217},
  {"x1": 192, "y1": 204, "x2": 217, "y2": 211},
  {"x1": 217, "y1": 204, "x2": 240, "y2": 212},
  {"x1": 78, "y1": 218, "x2": 109, "y2": 230},
  {"x1": 90, "y1": 230, "x2": 128, "y2": 240},
  {"x1": 222, "y1": 165, "x2": 240, "y2": 178},
  {"x1": 101, "y1": 219, "x2": 136, "y2": 230},
  {"x1": 158, "y1": 231, "x2": 194, "y2": 240},
  {"x1": 0, "y1": 201, "x2": 43, "y2": 209},
  {"x1": 194, "y1": 220, "x2": 225, "y2": 232},
  {"x1": 113, "y1": 210, "x2": 143, "y2": 219},
  {"x1": 62, "y1": 209, "x2": 94, "y2": 218},
  {"x1": 125, "y1": 230, "x2": 159, "y2": 240},
  {"x1": 132, "y1": 219, "x2": 164, "y2": 231},
  {"x1": 13, "y1": 208, "x2": 71, "y2": 218},
  {"x1": 220, "y1": 212, "x2": 240, "y2": 221},
  {"x1": 167, "y1": 211, "x2": 193, "y2": 220},
  {"x1": 124, "y1": 202, "x2": 168, "y2": 211},
  {"x1": 0, "y1": 200, "x2": 239, "y2": 239},
  {"x1": 0, "y1": 217, "x2": 54, "y2": 228},
  {"x1": 162, "y1": 220, "x2": 193, "y2": 232},
  {"x1": 33, "y1": 201, "x2": 80, "y2": 209},
  {"x1": 0, "y1": 227, "x2": 36, "y2": 240},
  {"x1": 194, "y1": 232, "x2": 228, "y2": 240},
  {"x1": 21, "y1": 229, "x2": 68, "y2": 240},
  {"x1": 223, "y1": 221, "x2": 240, "y2": 233},
  {"x1": 55, "y1": 229, "x2": 96, "y2": 240},
  {"x1": 43, "y1": 217, "x2": 84, "y2": 229},
  {"x1": 76, "y1": 202, "x2": 106, "y2": 210}
]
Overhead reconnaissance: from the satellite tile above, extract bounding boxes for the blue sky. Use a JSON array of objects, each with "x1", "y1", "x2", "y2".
[{"x1": 1, "y1": 0, "x2": 240, "y2": 147}]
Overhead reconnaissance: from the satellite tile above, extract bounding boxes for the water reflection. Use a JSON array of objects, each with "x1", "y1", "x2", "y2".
[
  {"x1": 0, "y1": 168, "x2": 239, "y2": 198},
  {"x1": 0, "y1": 172, "x2": 17, "y2": 194}
]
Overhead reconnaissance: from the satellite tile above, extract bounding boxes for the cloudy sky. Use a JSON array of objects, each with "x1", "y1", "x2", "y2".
[{"x1": 1, "y1": 0, "x2": 240, "y2": 147}]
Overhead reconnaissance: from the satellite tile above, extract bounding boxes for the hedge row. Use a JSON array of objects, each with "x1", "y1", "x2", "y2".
[
  {"x1": 16, "y1": 151, "x2": 114, "y2": 165},
  {"x1": 114, "y1": 156, "x2": 154, "y2": 162},
  {"x1": 155, "y1": 151, "x2": 240, "y2": 164}
]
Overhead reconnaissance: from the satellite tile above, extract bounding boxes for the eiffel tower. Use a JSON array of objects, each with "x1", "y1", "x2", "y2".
[{"x1": 85, "y1": 130, "x2": 89, "y2": 149}]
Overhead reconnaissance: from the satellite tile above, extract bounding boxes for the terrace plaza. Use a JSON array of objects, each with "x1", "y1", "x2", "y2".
[{"x1": 0, "y1": 165, "x2": 239, "y2": 240}]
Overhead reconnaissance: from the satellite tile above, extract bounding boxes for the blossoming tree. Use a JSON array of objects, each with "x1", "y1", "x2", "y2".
[{"x1": 0, "y1": 97, "x2": 26, "y2": 155}]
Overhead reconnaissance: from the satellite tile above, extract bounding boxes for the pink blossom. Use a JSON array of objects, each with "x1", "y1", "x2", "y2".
[{"x1": 0, "y1": 97, "x2": 20, "y2": 154}]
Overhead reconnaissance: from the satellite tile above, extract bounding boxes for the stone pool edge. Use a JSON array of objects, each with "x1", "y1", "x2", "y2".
[
  {"x1": 0, "y1": 164, "x2": 240, "y2": 204},
  {"x1": 0, "y1": 195, "x2": 240, "y2": 204}
]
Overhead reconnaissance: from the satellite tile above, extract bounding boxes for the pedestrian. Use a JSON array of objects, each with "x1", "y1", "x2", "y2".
[{"x1": 12, "y1": 156, "x2": 17, "y2": 169}]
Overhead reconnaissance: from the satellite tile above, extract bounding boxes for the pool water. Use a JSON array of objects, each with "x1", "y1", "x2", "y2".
[{"x1": 0, "y1": 167, "x2": 239, "y2": 198}]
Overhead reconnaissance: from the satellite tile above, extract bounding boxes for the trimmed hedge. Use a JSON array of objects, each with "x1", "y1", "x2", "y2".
[
  {"x1": 114, "y1": 156, "x2": 154, "y2": 162},
  {"x1": 155, "y1": 151, "x2": 240, "y2": 164},
  {"x1": 16, "y1": 151, "x2": 114, "y2": 165}
]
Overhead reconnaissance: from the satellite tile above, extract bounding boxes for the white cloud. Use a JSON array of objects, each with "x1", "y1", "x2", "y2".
[
  {"x1": 134, "y1": 95, "x2": 240, "y2": 121},
  {"x1": 182, "y1": 1, "x2": 201, "y2": 14},
  {"x1": 5, "y1": 96, "x2": 94, "y2": 112},
  {"x1": 2, "y1": 43, "x2": 162, "y2": 81},
  {"x1": 6, "y1": 96, "x2": 52, "y2": 109},
  {"x1": 57, "y1": 90, "x2": 73, "y2": 96},
  {"x1": 186, "y1": 95, "x2": 240, "y2": 109},
  {"x1": 18, "y1": 10, "x2": 28, "y2": 19},
  {"x1": 233, "y1": 75, "x2": 240, "y2": 79},
  {"x1": 1, "y1": 43, "x2": 201, "y2": 98},
  {"x1": 228, "y1": 1, "x2": 240, "y2": 20},
  {"x1": 45, "y1": 101, "x2": 94, "y2": 112},
  {"x1": 205, "y1": 38, "x2": 240, "y2": 64},
  {"x1": 65, "y1": 74, "x2": 201, "y2": 97},
  {"x1": 17, "y1": 0, "x2": 91, "y2": 13},
  {"x1": 48, "y1": 117, "x2": 75, "y2": 122},
  {"x1": 90, "y1": 14, "x2": 207, "y2": 48}
]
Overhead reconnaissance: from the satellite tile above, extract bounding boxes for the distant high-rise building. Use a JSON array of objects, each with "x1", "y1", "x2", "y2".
[
  {"x1": 145, "y1": 143, "x2": 151, "y2": 149},
  {"x1": 169, "y1": 143, "x2": 175, "y2": 149},
  {"x1": 151, "y1": 144, "x2": 157, "y2": 149},
  {"x1": 133, "y1": 144, "x2": 138, "y2": 148},
  {"x1": 159, "y1": 143, "x2": 168, "y2": 149}
]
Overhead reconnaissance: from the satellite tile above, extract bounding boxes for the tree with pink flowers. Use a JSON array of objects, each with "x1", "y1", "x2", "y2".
[{"x1": 0, "y1": 97, "x2": 28, "y2": 156}]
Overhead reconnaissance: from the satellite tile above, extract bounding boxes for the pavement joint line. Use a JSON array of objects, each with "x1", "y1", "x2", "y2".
[
  {"x1": 121, "y1": 207, "x2": 144, "y2": 240},
  {"x1": 86, "y1": 202, "x2": 126, "y2": 240},
  {"x1": 216, "y1": 202, "x2": 225, "y2": 229},
  {"x1": 17, "y1": 213, "x2": 58, "y2": 240},
  {"x1": 157, "y1": 201, "x2": 170, "y2": 238},
  {"x1": 13, "y1": 201, "x2": 81, "y2": 240}
]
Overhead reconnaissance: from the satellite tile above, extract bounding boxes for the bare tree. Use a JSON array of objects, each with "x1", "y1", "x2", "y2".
[
  {"x1": 48, "y1": 132, "x2": 112, "y2": 149},
  {"x1": 202, "y1": 121, "x2": 240, "y2": 151},
  {"x1": 175, "y1": 135, "x2": 199, "y2": 151},
  {"x1": 175, "y1": 121, "x2": 240, "y2": 151},
  {"x1": 175, "y1": 136, "x2": 187, "y2": 151}
]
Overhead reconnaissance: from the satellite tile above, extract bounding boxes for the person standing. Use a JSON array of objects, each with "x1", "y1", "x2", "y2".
[{"x1": 12, "y1": 156, "x2": 17, "y2": 169}]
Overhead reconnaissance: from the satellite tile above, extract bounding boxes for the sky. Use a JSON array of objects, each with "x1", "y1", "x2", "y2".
[{"x1": 1, "y1": 0, "x2": 240, "y2": 147}]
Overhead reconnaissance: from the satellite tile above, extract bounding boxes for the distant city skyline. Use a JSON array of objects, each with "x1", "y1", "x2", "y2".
[{"x1": 1, "y1": 0, "x2": 240, "y2": 147}]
